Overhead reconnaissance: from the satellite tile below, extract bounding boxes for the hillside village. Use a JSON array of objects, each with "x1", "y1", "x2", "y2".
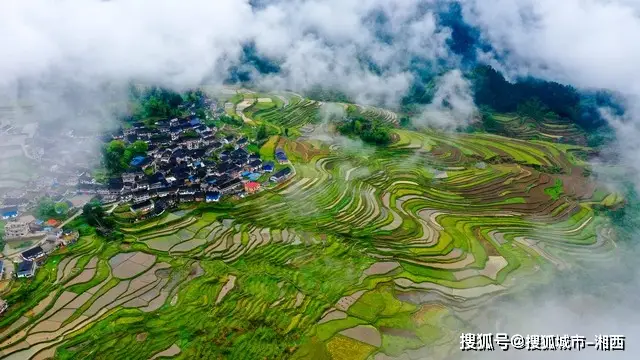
[
  {"x1": 77, "y1": 98, "x2": 293, "y2": 218},
  {"x1": 0, "y1": 90, "x2": 294, "y2": 286}
]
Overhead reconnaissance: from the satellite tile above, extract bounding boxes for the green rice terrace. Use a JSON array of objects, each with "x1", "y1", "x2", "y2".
[{"x1": 0, "y1": 91, "x2": 623, "y2": 360}]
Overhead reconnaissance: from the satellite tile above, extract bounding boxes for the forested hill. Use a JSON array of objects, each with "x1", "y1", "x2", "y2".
[
  {"x1": 225, "y1": 50, "x2": 620, "y2": 142},
  {"x1": 220, "y1": 2, "x2": 622, "y2": 145}
]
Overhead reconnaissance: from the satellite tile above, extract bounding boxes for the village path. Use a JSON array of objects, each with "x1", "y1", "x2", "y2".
[
  {"x1": 105, "y1": 203, "x2": 119, "y2": 214},
  {"x1": 4, "y1": 237, "x2": 47, "y2": 261},
  {"x1": 3, "y1": 206, "x2": 85, "y2": 261},
  {"x1": 236, "y1": 100, "x2": 256, "y2": 124},
  {"x1": 56, "y1": 209, "x2": 83, "y2": 229}
]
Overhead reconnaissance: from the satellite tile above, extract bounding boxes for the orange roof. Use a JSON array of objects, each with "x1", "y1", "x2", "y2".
[
  {"x1": 46, "y1": 219, "x2": 59, "y2": 226},
  {"x1": 245, "y1": 181, "x2": 260, "y2": 190}
]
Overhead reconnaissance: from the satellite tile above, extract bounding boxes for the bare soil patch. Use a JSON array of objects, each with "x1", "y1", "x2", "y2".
[
  {"x1": 339, "y1": 325, "x2": 382, "y2": 347},
  {"x1": 65, "y1": 267, "x2": 96, "y2": 287},
  {"x1": 360, "y1": 262, "x2": 400, "y2": 282},
  {"x1": 318, "y1": 310, "x2": 347, "y2": 324},
  {"x1": 335, "y1": 290, "x2": 366, "y2": 311},
  {"x1": 187, "y1": 262, "x2": 204, "y2": 280},
  {"x1": 149, "y1": 344, "x2": 181, "y2": 360},
  {"x1": 55, "y1": 258, "x2": 72, "y2": 283},
  {"x1": 109, "y1": 252, "x2": 156, "y2": 279},
  {"x1": 294, "y1": 292, "x2": 305, "y2": 308},
  {"x1": 216, "y1": 275, "x2": 236, "y2": 304},
  {"x1": 453, "y1": 256, "x2": 508, "y2": 281},
  {"x1": 29, "y1": 293, "x2": 56, "y2": 316},
  {"x1": 84, "y1": 281, "x2": 130, "y2": 317},
  {"x1": 85, "y1": 257, "x2": 98, "y2": 269},
  {"x1": 40, "y1": 292, "x2": 77, "y2": 320},
  {"x1": 31, "y1": 346, "x2": 56, "y2": 360},
  {"x1": 61, "y1": 257, "x2": 79, "y2": 281},
  {"x1": 395, "y1": 278, "x2": 505, "y2": 299}
]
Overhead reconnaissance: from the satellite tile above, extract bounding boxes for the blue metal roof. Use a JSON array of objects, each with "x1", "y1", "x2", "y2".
[
  {"x1": 206, "y1": 192, "x2": 221, "y2": 200},
  {"x1": 130, "y1": 156, "x2": 146, "y2": 166}
]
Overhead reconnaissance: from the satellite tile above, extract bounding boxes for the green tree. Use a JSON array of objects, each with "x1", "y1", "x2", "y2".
[
  {"x1": 83, "y1": 201, "x2": 107, "y2": 227},
  {"x1": 54, "y1": 202, "x2": 70, "y2": 215},
  {"x1": 256, "y1": 124, "x2": 268, "y2": 141},
  {"x1": 284, "y1": 128, "x2": 289, "y2": 137},
  {"x1": 517, "y1": 98, "x2": 548, "y2": 119},
  {"x1": 184, "y1": 89, "x2": 206, "y2": 104},
  {"x1": 103, "y1": 140, "x2": 126, "y2": 174},
  {"x1": 130, "y1": 140, "x2": 148, "y2": 155},
  {"x1": 36, "y1": 198, "x2": 57, "y2": 219},
  {"x1": 219, "y1": 114, "x2": 244, "y2": 127},
  {"x1": 138, "y1": 86, "x2": 184, "y2": 119},
  {"x1": 337, "y1": 115, "x2": 392, "y2": 146}
]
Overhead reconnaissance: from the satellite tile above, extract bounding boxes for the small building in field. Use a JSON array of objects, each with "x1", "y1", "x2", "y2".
[
  {"x1": 275, "y1": 148, "x2": 288, "y2": 164},
  {"x1": 205, "y1": 191, "x2": 221, "y2": 203},
  {"x1": 244, "y1": 181, "x2": 261, "y2": 194},
  {"x1": 270, "y1": 167, "x2": 292, "y2": 183},
  {"x1": 262, "y1": 161, "x2": 275, "y2": 173},
  {"x1": 21, "y1": 246, "x2": 45, "y2": 262},
  {"x1": 16, "y1": 260, "x2": 36, "y2": 278},
  {"x1": 130, "y1": 199, "x2": 155, "y2": 214}
]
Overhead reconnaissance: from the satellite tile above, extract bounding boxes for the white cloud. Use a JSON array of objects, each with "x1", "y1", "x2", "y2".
[
  {"x1": 413, "y1": 69, "x2": 477, "y2": 130},
  {"x1": 0, "y1": 0, "x2": 453, "y2": 105},
  {"x1": 460, "y1": 0, "x2": 640, "y2": 94}
]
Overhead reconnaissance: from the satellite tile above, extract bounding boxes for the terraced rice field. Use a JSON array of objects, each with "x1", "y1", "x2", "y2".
[
  {"x1": 352, "y1": 104, "x2": 399, "y2": 126},
  {"x1": 491, "y1": 113, "x2": 588, "y2": 145},
  {"x1": 252, "y1": 97, "x2": 322, "y2": 128},
  {"x1": 0, "y1": 99, "x2": 620, "y2": 360}
]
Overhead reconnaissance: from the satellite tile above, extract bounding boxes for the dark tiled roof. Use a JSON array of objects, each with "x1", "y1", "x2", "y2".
[
  {"x1": 17, "y1": 261, "x2": 34, "y2": 273},
  {"x1": 219, "y1": 178, "x2": 242, "y2": 189},
  {"x1": 272, "y1": 167, "x2": 291, "y2": 179},
  {"x1": 131, "y1": 199, "x2": 153, "y2": 211},
  {"x1": 22, "y1": 246, "x2": 44, "y2": 259}
]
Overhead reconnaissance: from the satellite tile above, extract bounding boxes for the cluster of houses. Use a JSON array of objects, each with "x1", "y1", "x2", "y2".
[
  {"x1": 77, "y1": 115, "x2": 293, "y2": 216},
  {"x1": 0, "y1": 227, "x2": 78, "y2": 315},
  {"x1": 11, "y1": 229, "x2": 79, "y2": 280}
]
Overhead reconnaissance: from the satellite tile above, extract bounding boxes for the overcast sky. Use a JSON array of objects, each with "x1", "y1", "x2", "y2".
[{"x1": 0, "y1": 0, "x2": 457, "y2": 107}]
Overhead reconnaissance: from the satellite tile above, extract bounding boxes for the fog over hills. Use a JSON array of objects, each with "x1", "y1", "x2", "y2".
[{"x1": 3, "y1": 1, "x2": 640, "y2": 359}]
